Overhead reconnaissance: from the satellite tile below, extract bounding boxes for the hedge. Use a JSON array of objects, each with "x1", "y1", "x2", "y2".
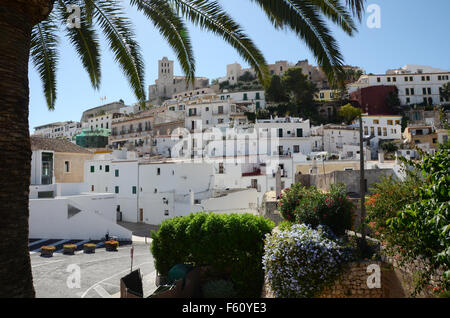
[{"x1": 151, "y1": 212, "x2": 274, "y2": 297}]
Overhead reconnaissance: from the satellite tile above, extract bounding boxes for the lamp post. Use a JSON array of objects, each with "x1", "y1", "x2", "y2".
[{"x1": 359, "y1": 114, "x2": 367, "y2": 247}]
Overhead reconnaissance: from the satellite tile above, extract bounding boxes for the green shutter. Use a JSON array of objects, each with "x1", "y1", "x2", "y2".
[
  {"x1": 105, "y1": 165, "x2": 110, "y2": 172},
  {"x1": 90, "y1": 166, "x2": 94, "y2": 173},
  {"x1": 115, "y1": 169, "x2": 119, "y2": 177},
  {"x1": 115, "y1": 186, "x2": 119, "y2": 194},
  {"x1": 132, "y1": 186, "x2": 137, "y2": 194}
]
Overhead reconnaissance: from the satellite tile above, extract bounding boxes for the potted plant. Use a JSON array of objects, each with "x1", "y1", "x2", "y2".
[
  {"x1": 41, "y1": 246, "x2": 56, "y2": 257},
  {"x1": 63, "y1": 244, "x2": 77, "y2": 255},
  {"x1": 83, "y1": 243, "x2": 96, "y2": 254},
  {"x1": 105, "y1": 240, "x2": 119, "y2": 252}
]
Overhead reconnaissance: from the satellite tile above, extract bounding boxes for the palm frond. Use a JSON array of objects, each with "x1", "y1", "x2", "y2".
[
  {"x1": 171, "y1": 0, "x2": 270, "y2": 87},
  {"x1": 251, "y1": 0, "x2": 345, "y2": 87},
  {"x1": 308, "y1": 0, "x2": 357, "y2": 35},
  {"x1": 346, "y1": 0, "x2": 365, "y2": 21},
  {"x1": 30, "y1": 17, "x2": 59, "y2": 110},
  {"x1": 56, "y1": 0, "x2": 101, "y2": 89},
  {"x1": 87, "y1": 0, "x2": 146, "y2": 103},
  {"x1": 130, "y1": 0, "x2": 196, "y2": 87}
]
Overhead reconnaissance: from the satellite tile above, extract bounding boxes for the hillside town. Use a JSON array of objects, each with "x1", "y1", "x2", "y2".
[{"x1": 30, "y1": 58, "x2": 450, "y2": 239}]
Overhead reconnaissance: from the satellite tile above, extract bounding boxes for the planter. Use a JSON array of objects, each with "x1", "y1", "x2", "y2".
[
  {"x1": 105, "y1": 240, "x2": 119, "y2": 252},
  {"x1": 83, "y1": 243, "x2": 96, "y2": 254},
  {"x1": 63, "y1": 244, "x2": 77, "y2": 255},
  {"x1": 41, "y1": 246, "x2": 55, "y2": 257}
]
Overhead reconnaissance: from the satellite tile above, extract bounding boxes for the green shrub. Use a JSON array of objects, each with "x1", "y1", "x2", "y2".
[
  {"x1": 202, "y1": 280, "x2": 237, "y2": 298},
  {"x1": 150, "y1": 212, "x2": 274, "y2": 297},
  {"x1": 279, "y1": 183, "x2": 353, "y2": 236},
  {"x1": 263, "y1": 224, "x2": 353, "y2": 298}
]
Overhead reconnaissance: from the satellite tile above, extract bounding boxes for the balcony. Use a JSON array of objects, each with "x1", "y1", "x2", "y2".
[{"x1": 242, "y1": 169, "x2": 264, "y2": 177}]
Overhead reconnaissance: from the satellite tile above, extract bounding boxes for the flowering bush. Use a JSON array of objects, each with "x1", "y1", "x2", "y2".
[
  {"x1": 279, "y1": 183, "x2": 354, "y2": 236},
  {"x1": 263, "y1": 224, "x2": 353, "y2": 298}
]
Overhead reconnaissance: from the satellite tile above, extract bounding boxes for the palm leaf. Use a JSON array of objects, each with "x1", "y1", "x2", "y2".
[
  {"x1": 87, "y1": 0, "x2": 146, "y2": 103},
  {"x1": 56, "y1": 0, "x2": 101, "y2": 89},
  {"x1": 171, "y1": 0, "x2": 270, "y2": 87},
  {"x1": 30, "y1": 17, "x2": 59, "y2": 110},
  {"x1": 130, "y1": 0, "x2": 196, "y2": 86},
  {"x1": 308, "y1": 0, "x2": 357, "y2": 35},
  {"x1": 251, "y1": 0, "x2": 345, "y2": 86}
]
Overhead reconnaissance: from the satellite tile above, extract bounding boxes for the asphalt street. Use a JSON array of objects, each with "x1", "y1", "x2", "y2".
[{"x1": 31, "y1": 241, "x2": 156, "y2": 298}]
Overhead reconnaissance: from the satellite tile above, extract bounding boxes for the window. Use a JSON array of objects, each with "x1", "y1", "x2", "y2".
[
  {"x1": 410, "y1": 76, "x2": 413, "y2": 82},
  {"x1": 411, "y1": 88, "x2": 415, "y2": 95},
  {"x1": 218, "y1": 106, "x2": 224, "y2": 114},
  {"x1": 427, "y1": 87, "x2": 431, "y2": 95},
  {"x1": 105, "y1": 165, "x2": 110, "y2": 172},
  {"x1": 243, "y1": 93, "x2": 248, "y2": 100},
  {"x1": 393, "y1": 77, "x2": 397, "y2": 82},
  {"x1": 404, "y1": 76, "x2": 408, "y2": 82},
  {"x1": 364, "y1": 126, "x2": 368, "y2": 135},
  {"x1": 293, "y1": 145, "x2": 300, "y2": 153},
  {"x1": 65, "y1": 161, "x2": 70, "y2": 173},
  {"x1": 296, "y1": 128, "x2": 303, "y2": 137},
  {"x1": 405, "y1": 88, "x2": 410, "y2": 96},
  {"x1": 115, "y1": 186, "x2": 119, "y2": 194},
  {"x1": 377, "y1": 127, "x2": 382, "y2": 136},
  {"x1": 387, "y1": 77, "x2": 391, "y2": 82},
  {"x1": 373, "y1": 119, "x2": 379, "y2": 125},
  {"x1": 91, "y1": 185, "x2": 94, "y2": 192},
  {"x1": 377, "y1": 77, "x2": 381, "y2": 83},
  {"x1": 157, "y1": 168, "x2": 161, "y2": 175},
  {"x1": 99, "y1": 165, "x2": 102, "y2": 171},
  {"x1": 370, "y1": 127, "x2": 374, "y2": 135},
  {"x1": 423, "y1": 87, "x2": 427, "y2": 95},
  {"x1": 205, "y1": 107, "x2": 209, "y2": 112},
  {"x1": 278, "y1": 128, "x2": 283, "y2": 138},
  {"x1": 395, "y1": 120, "x2": 401, "y2": 125},
  {"x1": 426, "y1": 76, "x2": 430, "y2": 81},
  {"x1": 132, "y1": 186, "x2": 137, "y2": 194},
  {"x1": 90, "y1": 166, "x2": 95, "y2": 173},
  {"x1": 387, "y1": 120, "x2": 393, "y2": 125},
  {"x1": 115, "y1": 169, "x2": 119, "y2": 177},
  {"x1": 255, "y1": 92, "x2": 260, "y2": 100},
  {"x1": 219, "y1": 163, "x2": 224, "y2": 174},
  {"x1": 164, "y1": 210, "x2": 169, "y2": 216},
  {"x1": 383, "y1": 128, "x2": 387, "y2": 136}
]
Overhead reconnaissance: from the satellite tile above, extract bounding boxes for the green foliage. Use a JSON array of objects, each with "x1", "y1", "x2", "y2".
[
  {"x1": 281, "y1": 68, "x2": 318, "y2": 106},
  {"x1": 366, "y1": 174, "x2": 422, "y2": 244},
  {"x1": 440, "y1": 82, "x2": 450, "y2": 102},
  {"x1": 380, "y1": 141, "x2": 398, "y2": 154},
  {"x1": 386, "y1": 89, "x2": 401, "y2": 108},
  {"x1": 279, "y1": 183, "x2": 353, "y2": 236},
  {"x1": 367, "y1": 145, "x2": 449, "y2": 295},
  {"x1": 150, "y1": 212, "x2": 274, "y2": 297},
  {"x1": 338, "y1": 103, "x2": 362, "y2": 124},
  {"x1": 238, "y1": 71, "x2": 256, "y2": 82},
  {"x1": 202, "y1": 280, "x2": 237, "y2": 298},
  {"x1": 388, "y1": 147, "x2": 450, "y2": 291},
  {"x1": 263, "y1": 224, "x2": 354, "y2": 298},
  {"x1": 265, "y1": 75, "x2": 288, "y2": 103}
]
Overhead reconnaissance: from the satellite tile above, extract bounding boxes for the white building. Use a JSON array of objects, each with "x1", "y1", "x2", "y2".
[
  {"x1": 33, "y1": 121, "x2": 82, "y2": 143},
  {"x1": 348, "y1": 65, "x2": 450, "y2": 106},
  {"x1": 29, "y1": 148, "x2": 131, "y2": 241},
  {"x1": 255, "y1": 117, "x2": 322, "y2": 157},
  {"x1": 219, "y1": 90, "x2": 266, "y2": 109}
]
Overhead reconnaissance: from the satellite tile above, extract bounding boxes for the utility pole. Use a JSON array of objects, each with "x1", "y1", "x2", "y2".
[{"x1": 359, "y1": 115, "x2": 367, "y2": 246}]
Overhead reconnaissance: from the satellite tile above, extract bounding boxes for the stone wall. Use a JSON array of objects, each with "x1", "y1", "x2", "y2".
[
  {"x1": 319, "y1": 261, "x2": 385, "y2": 298},
  {"x1": 262, "y1": 261, "x2": 403, "y2": 298}
]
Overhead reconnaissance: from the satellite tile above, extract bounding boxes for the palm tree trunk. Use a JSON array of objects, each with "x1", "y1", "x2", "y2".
[{"x1": 0, "y1": 0, "x2": 54, "y2": 298}]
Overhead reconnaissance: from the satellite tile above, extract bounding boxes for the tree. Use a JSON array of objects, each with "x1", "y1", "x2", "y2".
[
  {"x1": 265, "y1": 75, "x2": 287, "y2": 103},
  {"x1": 386, "y1": 89, "x2": 401, "y2": 108},
  {"x1": 338, "y1": 103, "x2": 362, "y2": 124},
  {"x1": 282, "y1": 68, "x2": 318, "y2": 106},
  {"x1": 238, "y1": 71, "x2": 256, "y2": 82},
  {"x1": 0, "y1": 0, "x2": 365, "y2": 297},
  {"x1": 440, "y1": 82, "x2": 450, "y2": 102}
]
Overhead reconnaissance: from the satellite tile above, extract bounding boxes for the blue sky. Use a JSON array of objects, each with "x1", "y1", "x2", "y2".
[{"x1": 28, "y1": 0, "x2": 450, "y2": 131}]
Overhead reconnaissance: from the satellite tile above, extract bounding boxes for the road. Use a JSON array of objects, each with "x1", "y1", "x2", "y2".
[{"x1": 31, "y1": 241, "x2": 156, "y2": 298}]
